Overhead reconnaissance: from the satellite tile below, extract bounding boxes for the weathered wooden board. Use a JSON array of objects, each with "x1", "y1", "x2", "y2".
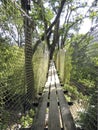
[
  {"x1": 56, "y1": 84, "x2": 76, "y2": 130},
  {"x1": 48, "y1": 86, "x2": 61, "y2": 130},
  {"x1": 32, "y1": 90, "x2": 49, "y2": 130},
  {"x1": 48, "y1": 65, "x2": 61, "y2": 130}
]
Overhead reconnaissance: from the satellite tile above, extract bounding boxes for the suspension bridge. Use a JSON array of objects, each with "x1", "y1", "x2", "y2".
[
  {"x1": 32, "y1": 61, "x2": 76, "y2": 130},
  {"x1": 0, "y1": 1, "x2": 97, "y2": 130}
]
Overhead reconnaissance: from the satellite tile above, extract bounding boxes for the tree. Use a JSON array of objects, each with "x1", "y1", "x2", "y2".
[
  {"x1": 21, "y1": 0, "x2": 35, "y2": 100},
  {"x1": 0, "y1": 1, "x2": 24, "y2": 46}
]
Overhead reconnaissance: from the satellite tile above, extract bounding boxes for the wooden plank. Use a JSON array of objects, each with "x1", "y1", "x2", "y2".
[
  {"x1": 48, "y1": 65, "x2": 61, "y2": 130},
  {"x1": 56, "y1": 84, "x2": 76, "y2": 130},
  {"x1": 53, "y1": 65, "x2": 76, "y2": 130},
  {"x1": 32, "y1": 89, "x2": 49, "y2": 130},
  {"x1": 48, "y1": 85, "x2": 61, "y2": 130}
]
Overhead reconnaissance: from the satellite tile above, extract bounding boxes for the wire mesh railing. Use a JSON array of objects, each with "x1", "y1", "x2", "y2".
[
  {"x1": 54, "y1": 37, "x2": 98, "y2": 130},
  {"x1": 0, "y1": 0, "x2": 49, "y2": 129}
]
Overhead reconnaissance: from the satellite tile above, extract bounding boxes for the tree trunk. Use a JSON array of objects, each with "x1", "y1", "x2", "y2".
[
  {"x1": 50, "y1": 19, "x2": 60, "y2": 59},
  {"x1": 21, "y1": 0, "x2": 35, "y2": 101},
  {"x1": 24, "y1": 18, "x2": 35, "y2": 101}
]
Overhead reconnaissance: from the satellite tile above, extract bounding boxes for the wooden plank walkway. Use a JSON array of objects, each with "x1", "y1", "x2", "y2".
[{"x1": 32, "y1": 61, "x2": 76, "y2": 130}]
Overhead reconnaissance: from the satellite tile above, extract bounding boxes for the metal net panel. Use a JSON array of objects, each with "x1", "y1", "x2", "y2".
[
  {"x1": 54, "y1": 28, "x2": 98, "y2": 130},
  {"x1": 0, "y1": 0, "x2": 49, "y2": 129}
]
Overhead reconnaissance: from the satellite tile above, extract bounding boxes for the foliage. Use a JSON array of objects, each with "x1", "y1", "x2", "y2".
[
  {"x1": 0, "y1": 41, "x2": 49, "y2": 129},
  {"x1": 0, "y1": 41, "x2": 25, "y2": 129},
  {"x1": 20, "y1": 115, "x2": 33, "y2": 128},
  {"x1": 54, "y1": 32, "x2": 97, "y2": 129},
  {"x1": 0, "y1": 0, "x2": 24, "y2": 46},
  {"x1": 64, "y1": 84, "x2": 85, "y2": 101},
  {"x1": 0, "y1": 42, "x2": 25, "y2": 93},
  {"x1": 63, "y1": 33, "x2": 98, "y2": 129},
  {"x1": 78, "y1": 79, "x2": 95, "y2": 88},
  {"x1": 77, "y1": 91, "x2": 97, "y2": 130},
  {"x1": 20, "y1": 109, "x2": 35, "y2": 128}
]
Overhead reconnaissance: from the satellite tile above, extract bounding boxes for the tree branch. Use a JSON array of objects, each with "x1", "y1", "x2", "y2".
[{"x1": 46, "y1": 0, "x2": 66, "y2": 35}]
